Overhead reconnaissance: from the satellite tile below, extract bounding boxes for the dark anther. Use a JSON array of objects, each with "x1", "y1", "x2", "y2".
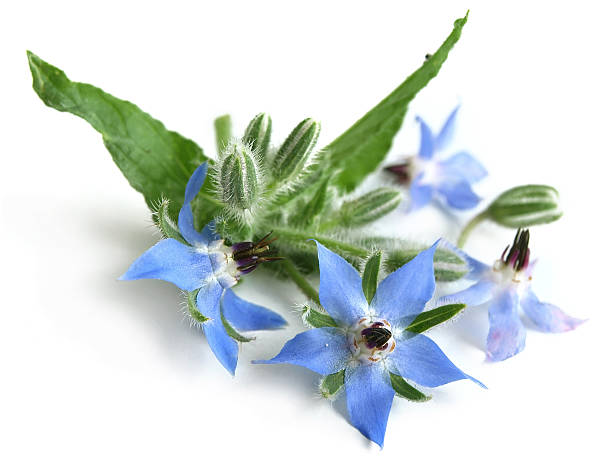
[
  {"x1": 425, "y1": 53, "x2": 432, "y2": 60},
  {"x1": 361, "y1": 326, "x2": 392, "y2": 349},
  {"x1": 502, "y1": 228, "x2": 531, "y2": 271},
  {"x1": 384, "y1": 163, "x2": 411, "y2": 185},
  {"x1": 232, "y1": 231, "x2": 283, "y2": 273}
]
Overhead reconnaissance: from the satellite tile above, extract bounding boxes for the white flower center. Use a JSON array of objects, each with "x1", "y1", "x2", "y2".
[
  {"x1": 202, "y1": 240, "x2": 240, "y2": 289},
  {"x1": 490, "y1": 259, "x2": 532, "y2": 293},
  {"x1": 348, "y1": 317, "x2": 396, "y2": 364}
]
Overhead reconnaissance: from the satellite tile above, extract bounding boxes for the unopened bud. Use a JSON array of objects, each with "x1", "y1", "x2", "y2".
[
  {"x1": 242, "y1": 113, "x2": 272, "y2": 161},
  {"x1": 219, "y1": 140, "x2": 260, "y2": 210},
  {"x1": 337, "y1": 188, "x2": 401, "y2": 227},
  {"x1": 272, "y1": 118, "x2": 320, "y2": 182},
  {"x1": 488, "y1": 185, "x2": 562, "y2": 228}
]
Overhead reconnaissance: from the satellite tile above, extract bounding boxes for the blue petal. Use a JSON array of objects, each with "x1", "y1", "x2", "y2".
[
  {"x1": 409, "y1": 179, "x2": 434, "y2": 211},
  {"x1": 370, "y1": 241, "x2": 438, "y2": 323},
  {"x1": 487, "y1": 289, "x2": 525, "y2": 362},
  {"x1": 439, "y1": 152, "x2": 487, "y2": 184},
  {"x1": 521, "y1": 288, "x2": 585, "y2": 333},
  {"x1": 198, "y1": 281, "x2": 238, "y2": 375},
  {"x1": 439, "y1": 239, "x2": 491, "y2": 280},
  {"x1": 119, "y1": 238, "x2": 209, "y2": 291},
  {"x1": 178, "y1": 163, "x2": 213, "y2": 247},
  {"x1": 252, "y1": 327, "x2": 351, "y2": 375},
  {"x1": 221, "y1": 288, "x2": 287, "y2": 332},
  {"x1": 345, "y1": 363, "x2": 395, "y2": 448},
  {"x1": 435, "y1": 105, "x2": 460, "y2": 150},
  {"x1": 437, "y1": 180, "x2": 481, "y2": 210},
  {"x1": 438, "y1": 280, "x2": 496, "y2": 307},
  {"x1": 314, "y1": 241, "x2": 368, "y2": 326},
  {"x1": 389, "y1": 333, "x2": 484, "y2": 388},
  {"x1": 416, "y1": 116, "x2": 435, "y2": 159}
]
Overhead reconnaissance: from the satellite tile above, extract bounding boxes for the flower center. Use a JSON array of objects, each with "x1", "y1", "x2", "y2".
[
  {"x1": 348, "y1": 317, "x2": 396, "y2": 364},
  {"x1": 491, "y1": 228, "x2": 533, "y2": 286}
]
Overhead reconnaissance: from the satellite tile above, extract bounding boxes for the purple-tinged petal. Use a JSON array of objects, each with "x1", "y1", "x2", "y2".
[
  {"x1": 439, "y1": 239, "x2": 491, "y2": 280},
  {"x1": 178, "y1": 163, "x2": 213, "y2": 247},
  {"x1": 438, "y1": 280, "x2": 496, "y2": 307},
  {"x1": 437, "y1": 179, "x2": 481, "y2": 210},
  {"x1": 487, "y1": 289, "x2": 526, "y2": 362},
  {"x1": 521, "y1": 289, "x2": 585, "y2": 333},
  {"x1": 221, "y1": 288, "x2": 286, "y2": 332},
  {"x1": 389, "y1": 333, "x2": 485, "y2": 388},
  {"x1": 439, "y1": 151, "x2": 487, "y2": 184},
  {"x1": 252, "y1": 327, "x2": 351, "y2": 375},
  {"x1": 370, "y1": 241, "x2": 438, "y2": 323},
  {"x1": 409, "y1": 179, "x2": 434, "y2": 211},
  {"x1": 416, "y1": 116, "x2": 435, "y2": 159},
  {"x1": 435, "y1": 105, "x2": 460, "y2": 150},
  {"x1": 198, "y1": 281, "x2": 238, "y2": 375},
  {"x1": 345, "y1": 363, "x2": 395, "y2": 448},
  {"x1": 119, "y1": 238, "x2": 209, "y2": 291},
  {"x1": 314, "y1": 241, "x2": 368, "y2": 326}
]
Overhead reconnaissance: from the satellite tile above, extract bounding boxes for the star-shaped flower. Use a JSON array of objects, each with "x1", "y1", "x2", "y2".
[
  {"x1": 439, "y1": 229, "x2": 585, "y2": 361},
  {"x1": 385, "y1": 106, "x2": 487, "y2": 211},
  {"x1": 254, "y1": 241, "x2": 483, "y2": 447},
  {"x1": 120, "y1": 163, "x2": 286, "y2": 374}
]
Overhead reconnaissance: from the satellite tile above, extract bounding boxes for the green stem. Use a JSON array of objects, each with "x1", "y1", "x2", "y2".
[
  {"x1": 214, "y1": 114, "x2": 232, "y2": 155},
  {"x1": 271, "y1": 226, "x2": 369, "y2": 258},
  {"x1": 457, "y1": 210, "x2": 489, "y2": 248},
  {"x1": 281, "y1": 259, "x2": 320, "y2": 305}
]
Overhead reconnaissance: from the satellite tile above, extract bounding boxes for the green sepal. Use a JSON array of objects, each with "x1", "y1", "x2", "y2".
[
  {"x1": 487, "y1": 184, "x2": 563, "y2": 227},
  {"x1": 221, "y1": 312, "x2": 254, "y2": 343},
  {"x1": 322, "y1": 13, "x2": 469, "y2": 194},
  {"x1": 187, "y1": 289, "x2": 209, "y2": 323},
  {"x1": 361, "y1": 250, "x2": 383, "y2": 303},
  {"x1": 389, "y1": 373, "x2": 431, "y2": 402},
  {"x1": 27, "y1": 51, "x2": 221, "y2": 222},
  {"x1": 320, "y1": 370, "x2": 345, "y2": 399},
  {"x1": 214, "y1": 114, "x2": 232, "y2": 155},
  {"x1": 155, "y1": 198, "x2": 187, "y2": 244},
  {"x1": 385, "y1": 246, "x2": 468, "y2": 282},
  {"x1": 330, "y1": 187, "x2": 401, "y2": 228},
  {"x1": 272, "y1": 118, "x2": 320, "y2": 183},
  {"x1": 219, "y1": 141, "x2": 260, "y2": 211},
  {"x1": 405, "y1": 303, "x2": 466, "y2": 334},
  {"x1": 243, "y1": 113, "x2": 272, "y2": 161},
  {"x1": 302, "y1": 304, "x2": 337, "y2": 328}
]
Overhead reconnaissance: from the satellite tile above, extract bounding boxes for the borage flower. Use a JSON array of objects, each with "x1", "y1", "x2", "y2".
[
  {"x1": 385, "y1": 106, "x2": 487, "y2": 211},
  {"x1": 439, "y1": 229, "x2": 585, "y2": 361},
  {"x1": 121, "y1": 163, "x2": 286, "y2": 375},
  {"x1": 254, "y1": 241, "x2": 484, "y2": 447}
]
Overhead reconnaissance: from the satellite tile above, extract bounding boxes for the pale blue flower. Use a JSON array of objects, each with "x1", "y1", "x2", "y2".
[
  {"x1": 120, "y1": 163, "x2": 286, "y2": 375},
  {"x1": 254, "y1": 241, "x2": 483, "y2": 447},
  {"x1": 439, "y1": 229, "x2": 585, "y2": 361},
  {"x1": 385, "y1": 106, "x2": 487, "y2": 211}
]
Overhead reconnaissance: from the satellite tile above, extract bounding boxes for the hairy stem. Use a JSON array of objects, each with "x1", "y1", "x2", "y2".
[
  {"x1": 457, "y1": 210, "x2": 489, "y2": 248},
  {"x1": 281, "y1": 259, "x2": 320, "y2": 305},
  {"x1": 271, "y1": 226, "x2": 369, "y2": 258}
]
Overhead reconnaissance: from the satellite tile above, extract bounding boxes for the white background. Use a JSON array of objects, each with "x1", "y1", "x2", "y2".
[{"x1": 1, "y1": 1, "x2": 610, "y2": 457}]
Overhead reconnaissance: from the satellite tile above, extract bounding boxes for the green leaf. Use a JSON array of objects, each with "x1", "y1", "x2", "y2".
[
  {"x1": 221, "y1": 312, "x2": 254, "y2": 343},
  {"x1": 320, "y1": 370, "x2": 345, "y2": 399},
  {"x1": 27, "y1": 51, "x2": 221, "y2": 221},
  {"x1": 290, "y1": 177, "x2": 331, "y2": 227},
  {"x1": 302, "y1": 304, "x2": 337, "y2": 328},
  {"x1": 214, "y1": 114, "x2": 233, "y2": 155},
  {"x1": 362, "y1": 250, "x2": 383, "y2": 303},
  {"x1": 389, "y1": 373, "x2": 431, "y2": 402},
  {"x1": 487, "y1": 184, "x2": 563, "y2": 228},
  {"x1": 405, "y1": 303, "x2": 466, "y2": 334},
  {"x1": 187, "y1": 289, "x2": 209, "y2": 323},
  {"x1": 155, "y1": 198, "x2": 187, "y2": 244},
  {"x1": 323, "y1": 13, "x2": 469, "y2": 193}
]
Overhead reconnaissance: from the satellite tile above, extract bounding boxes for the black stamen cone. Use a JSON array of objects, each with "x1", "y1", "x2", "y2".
[
  {"x1": 361, "y1": 326, "x2": 392, "y2": 349},
  {"x1": 503, "y1": 228, "x2": 531, "y2": 271},
  {"x1": 232, "y1": 231, "x2": 283, "y2": 274}
]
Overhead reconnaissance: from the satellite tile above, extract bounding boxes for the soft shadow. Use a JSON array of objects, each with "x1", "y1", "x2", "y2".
[{"x1": 449, "y1": 305, "x2": 489, "y2": 351}]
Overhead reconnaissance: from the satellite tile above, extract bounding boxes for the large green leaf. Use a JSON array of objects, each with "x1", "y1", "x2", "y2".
[
  {"x1": 27, "y1": 51, "x2": 221, "y2": 221},
  {"x1": 323, "y1": 13, "x2": 469, "y2": 193}
]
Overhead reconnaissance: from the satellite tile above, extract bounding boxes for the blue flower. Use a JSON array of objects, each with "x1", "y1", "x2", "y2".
[
  {"x1": 385, "y1": 106, "x2": 487, "y2": 211},
  {"x1": 120, "y1": 163, "x2": 286, "y2": 375},
  {"x1": 254, "y1": 241, "x2": 483, "y2": 447},
  {"x1": 439, "y1": 229, "x2": 585, "y2": 362}
]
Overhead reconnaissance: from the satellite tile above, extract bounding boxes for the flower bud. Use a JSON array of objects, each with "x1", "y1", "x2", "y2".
[
  {"x1": 219, "y1": 140, "x2": 260, "y2": 211},
  {"x1": 337, "y1": 187, "x2": 401, "y2": 227},
  {"x1": 272, "y1": 118, "x2": 320, "y2": 182},
  {"x1": 487, "y1": 185, "x2": 562, "y2": 228},
  {"x1": 242, "y1": 113, "x2": 272, "y2": 161}
]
